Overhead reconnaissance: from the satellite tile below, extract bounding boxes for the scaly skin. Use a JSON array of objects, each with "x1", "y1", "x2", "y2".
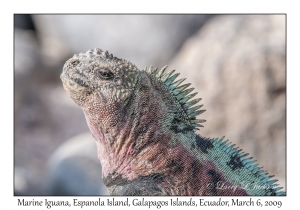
[{"x1": 61, "y1": 48, "x2": 285, "y2": 196}]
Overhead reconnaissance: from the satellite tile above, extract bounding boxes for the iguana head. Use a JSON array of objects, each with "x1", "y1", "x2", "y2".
[{"x1": 60, "y1": 48, "x2": 140, "y2": 128}]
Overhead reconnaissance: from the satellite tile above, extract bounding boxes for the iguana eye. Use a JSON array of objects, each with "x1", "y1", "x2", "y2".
[
  {"x1": 98, "y1": 69, "x2": 114, "y2": 80},
  {"x1": 71, "y1": 59, "x2": 79, "y2": 66}
]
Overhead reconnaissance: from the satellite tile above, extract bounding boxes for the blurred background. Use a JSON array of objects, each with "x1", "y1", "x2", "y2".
[{"x1": 14, "y1": 14, "x2": 286, "y2": 195}]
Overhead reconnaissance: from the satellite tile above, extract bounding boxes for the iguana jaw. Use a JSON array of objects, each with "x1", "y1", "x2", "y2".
[{"x1": 60, "y1": 73, "x2": 90, "y2": 91}]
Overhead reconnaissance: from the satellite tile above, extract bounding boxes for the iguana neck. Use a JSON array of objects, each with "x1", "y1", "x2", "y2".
[{"x1": 84, "y1": 72, "x2": 195, "y2": 183}]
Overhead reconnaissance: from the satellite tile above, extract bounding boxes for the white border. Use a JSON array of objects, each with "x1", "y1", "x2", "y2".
[{"x1": 1, "y1": 0, "x2": 298, "y2": 209}]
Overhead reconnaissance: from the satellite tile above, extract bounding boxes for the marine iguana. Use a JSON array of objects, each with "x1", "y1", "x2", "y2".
[{"x1": 60, "y1": 48, "x2": 285, "y2": 196}]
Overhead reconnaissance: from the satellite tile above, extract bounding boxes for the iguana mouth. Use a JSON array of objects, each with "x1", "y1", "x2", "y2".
[
  {"x1": 60, "y1": 73, "x2": 91, "y2": 92},
  {"x1": 73, "y1": 77, "x2": 89, "y2": 88}
]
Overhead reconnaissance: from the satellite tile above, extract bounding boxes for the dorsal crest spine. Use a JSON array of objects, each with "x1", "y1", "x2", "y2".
[{"x1": 144, "y1": 66, "x2": 206, "y2": 129}]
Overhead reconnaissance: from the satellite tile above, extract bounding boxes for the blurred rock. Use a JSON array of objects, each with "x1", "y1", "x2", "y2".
[
  {"x1": 14, "y1": 167, "x2": 29, "y2": 195},
  {"x1": 45, "y1": 132, "x2": 108, "y2": 195},
  {"x1": 32, "y1": 15, "x2": 213, "y2": 68},
  {"x1": 14, "y1": 15, "x2": 36, "y2": 32},
  {"x1": 14, "y1": 167, "x2": 43, "y2": 196},
  {"x1": 169, "y1": 15, "x2": 286, "y2": 188},
  {"x1": 14, "y1": 28, "x2": 39, "y2": 77},
  {"x1": 14, "y1": 26, "x2": 86, "y2": 195}
]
